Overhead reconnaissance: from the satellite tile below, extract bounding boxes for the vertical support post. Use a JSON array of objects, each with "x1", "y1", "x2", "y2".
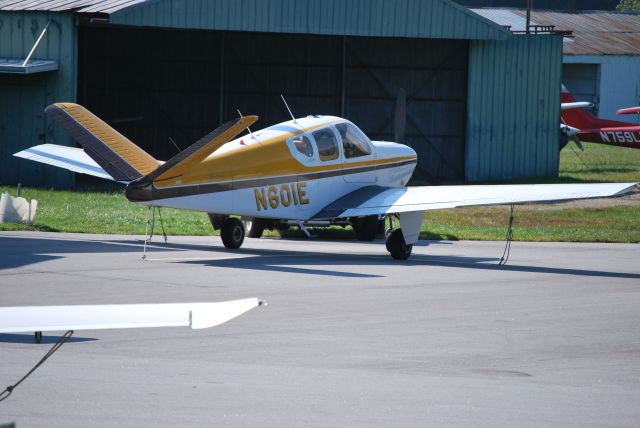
[
  {"x1": 219, "y1": 31, "x2": 226, "y2": 125},
  {"x1": 526, "y1": 0, "x2": 532, "y2": 34},
  {"x1": 340, "y1": 36, "x2": 346, "y2": 117}
]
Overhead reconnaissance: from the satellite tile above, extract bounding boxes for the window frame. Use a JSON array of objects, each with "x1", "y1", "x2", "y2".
[
  {"x1": 286, "y1": 133, "x2": 317, "y2": 164},
  {"x1": 310, "y1": 126, "x2": 342, "y2": 164}
]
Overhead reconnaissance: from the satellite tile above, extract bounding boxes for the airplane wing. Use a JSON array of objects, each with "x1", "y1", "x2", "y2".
[
  {"x1": 13, "y1": 144, "x2": 117, "y2": 181},
  {"x1": 313, "y1": 183, "x2": 637, "y2": 219},
  {"x1": 616, "y1": 107, "x2": 640, "y2": 115},
  {"x1": 0, "y1": 298, "x2": 264, "y2": 333}
]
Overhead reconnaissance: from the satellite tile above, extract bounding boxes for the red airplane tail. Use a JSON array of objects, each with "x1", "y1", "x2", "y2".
[{"x1": 561, "y1": 85, "x2": 630, "y2": 130}]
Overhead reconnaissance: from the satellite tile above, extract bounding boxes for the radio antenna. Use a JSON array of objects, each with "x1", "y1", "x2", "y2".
[
  {"x1": 168, "y1": 136, "x2": 181, "y2": 153},
  {"x1": 280, "y1": 94, "x2": 297, "y2": 123},
  {"x1": 237, "y1": 109, "x2": 255, "y2": 139}
]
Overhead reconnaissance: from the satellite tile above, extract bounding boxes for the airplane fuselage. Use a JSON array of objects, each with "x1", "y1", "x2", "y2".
[
  {"x1": 126, "y1": 116, "x2": 417, "y2": 220},
  {"x1": 580, "y1": 127, "x2": 640, "y2": 149}
]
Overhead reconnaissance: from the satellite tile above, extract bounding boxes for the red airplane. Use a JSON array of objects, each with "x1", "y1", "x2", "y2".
[{"x1": 561, "y1": 85, "x2": 640, "y2": 149}]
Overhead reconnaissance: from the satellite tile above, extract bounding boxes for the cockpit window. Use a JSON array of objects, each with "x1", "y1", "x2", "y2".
[
  {"x1": 291, "y1": 135, "x2": 314, "y2": 158},
  {"x1": 336, "y1": 123, "x2": 372, "y2": 158},
  {"x1": 313, "y1": 128, "x2": 339, "y2": 161}
]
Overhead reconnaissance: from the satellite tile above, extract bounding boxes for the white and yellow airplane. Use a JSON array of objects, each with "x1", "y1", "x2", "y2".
[{"x1": 14, "y1": 102, "x2": 636, "y2": 260}]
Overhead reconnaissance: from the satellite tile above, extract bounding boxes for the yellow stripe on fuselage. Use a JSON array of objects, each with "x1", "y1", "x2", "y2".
[{"x1": 153, "y1": 121, "x2": 415, "y2": 189}]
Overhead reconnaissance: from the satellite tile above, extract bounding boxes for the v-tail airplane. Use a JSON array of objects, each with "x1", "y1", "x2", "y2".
[
  {"x1": 14, "y1": 97, "x2": 636, "y2": 260},
  {"x1": 561, "y1": 85, "x2": 640, "y2": 149}
]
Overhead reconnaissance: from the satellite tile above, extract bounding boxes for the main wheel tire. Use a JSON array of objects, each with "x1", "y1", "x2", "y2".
[
  {"x1": 352, "y1": 215, "x2": 378, "y2": 241},
  {"x1": 221, "y1": 217, "x2": 245, "y2": 249},
  {"x1": 385, "y1": 228, "x2": 394, "y2": 251},
  {"x1": 386, "y1": 228, "x2": 412, "y2": 260},
  {"x1": 244, "y1": 218, "x2": 267, "y2": 238}
]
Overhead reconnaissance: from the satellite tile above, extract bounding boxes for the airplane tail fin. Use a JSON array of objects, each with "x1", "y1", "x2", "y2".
[
  {"x1": 45, "y1": 103, "x2": 161, "y2": 182},
  {"x1": 561, "y1": 85, "x2": 630, "y2": 130},
  {"x1": 125, "y1": 115, "x2": 257, "y2": 202},
  {"x1": 19, "y1": 103, "x2": 256, "y2": 191}
]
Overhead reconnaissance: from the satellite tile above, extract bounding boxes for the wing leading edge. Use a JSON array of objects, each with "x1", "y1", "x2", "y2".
[{"x1": 313, "y1": 183, "x2": 637, "y2": 219}]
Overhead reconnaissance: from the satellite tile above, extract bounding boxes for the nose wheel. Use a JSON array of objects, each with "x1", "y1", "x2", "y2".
[{"x1": 385, "y1": 228, "x2": 412, "y2": 260}]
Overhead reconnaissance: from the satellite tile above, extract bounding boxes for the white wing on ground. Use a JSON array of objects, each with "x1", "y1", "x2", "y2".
[
  {"x1": 0, "y1": 298, "x2": 264, "y2": 333},
  {"x1": 13, "y1": 144, "x2": 116, "y2": 181},
  {"x1": 313, "y1": 183, "x2": 637, "y2": 219}
]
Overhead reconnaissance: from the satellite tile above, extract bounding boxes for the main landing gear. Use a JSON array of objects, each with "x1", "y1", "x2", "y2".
[
  {"x1": 350, "y1": 215, "x2": 381, "y2": 241},
  {"x1": 220, "y1": 217, "x2": 245, "y2": 249},
  {"x1": 385, "y1": 215, "x2": 412, "y2": 260}
]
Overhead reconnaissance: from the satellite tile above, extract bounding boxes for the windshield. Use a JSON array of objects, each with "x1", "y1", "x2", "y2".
[{"x1": 335, "y1": 123, "x2": 372, "y2": 158}]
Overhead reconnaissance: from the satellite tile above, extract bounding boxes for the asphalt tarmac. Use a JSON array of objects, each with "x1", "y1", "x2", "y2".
[{"x1": 1, "y1": 231, "x2": 639, "y2": 427}]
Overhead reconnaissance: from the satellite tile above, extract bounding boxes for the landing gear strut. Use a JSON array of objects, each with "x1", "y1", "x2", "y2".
[{"x1": 221, "y1": 217, "x2": 245, "y2": 249}]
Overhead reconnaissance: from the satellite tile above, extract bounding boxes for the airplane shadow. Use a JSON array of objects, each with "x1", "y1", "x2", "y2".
[
  {"x1": 2, "y1": 235, "x2": 638, "y2": 280},
  {"x1": 0, "y1": 333, "x2": 97, "y2": 344},
  {"x1": 0, "y1": 236, "x2": 177, "y2": 270},
  {"x1": 172, "y1": 243, "x2": 640, "y2": 280}
]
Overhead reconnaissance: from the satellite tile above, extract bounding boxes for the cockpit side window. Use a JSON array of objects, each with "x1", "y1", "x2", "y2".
[
  {"x1": 312, "y1": 128, "x2": 339, "y2": 161},
  {"x1": 291, "y1": 135, "x2": 314, "y2": 158},
  {"x1": 336, "y1": 123, "x2": 372, "y2": 159}
]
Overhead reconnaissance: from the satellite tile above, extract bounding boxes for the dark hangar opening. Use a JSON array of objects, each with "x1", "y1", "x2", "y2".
[{"x1": 78, "y1": 26, "x2": 468, "y2": 182}]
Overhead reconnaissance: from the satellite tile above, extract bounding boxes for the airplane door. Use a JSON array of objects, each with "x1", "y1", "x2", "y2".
[{"x1": 296, "y1": 127, "x2": 343, "y2": 219}]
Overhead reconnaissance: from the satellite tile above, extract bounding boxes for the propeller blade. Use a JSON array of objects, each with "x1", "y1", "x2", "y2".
[{"x1": 394, "y1": 88, "x2": 406, "y2": 144}]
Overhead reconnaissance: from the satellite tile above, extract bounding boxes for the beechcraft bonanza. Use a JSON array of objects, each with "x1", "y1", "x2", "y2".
[
  {"x1": 561, "y1": 85, "x2": 640, "y2": 150},
  {"x1": 14, "y1": 97, "x2": 637, "y2": 260}
]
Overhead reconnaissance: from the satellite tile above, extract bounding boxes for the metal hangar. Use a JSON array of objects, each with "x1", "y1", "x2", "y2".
[{"x1": 0, "y1": 0, "x2": 564, "y2": 187}]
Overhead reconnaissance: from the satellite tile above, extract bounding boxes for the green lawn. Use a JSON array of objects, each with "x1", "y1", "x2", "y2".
[
  {"x1": 1, "y1": 141, "x2": 639, "y2": 242},
  {"x1": 559, "y1": 141, "x2": 640, "y2": 183}
]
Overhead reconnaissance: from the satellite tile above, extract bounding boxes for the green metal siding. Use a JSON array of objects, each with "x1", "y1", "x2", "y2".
[
  {"x1": 466, "y1": 35, "x2": 563, "y2": 182},
  {"x1": 0, "y1": 11, "x2": 76, "y2": 187},
  {"x1": 109, "y1": 0, "x2": 510, "y2": 40}
]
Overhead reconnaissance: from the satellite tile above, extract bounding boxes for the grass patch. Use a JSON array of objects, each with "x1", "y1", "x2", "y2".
[
  {"x1": 1, "y1": 142, "x2": 638, "y2": 242},
  {"x1": 0, "y1": 186, "x2": 214, "y2": 235},
  {"x1": 420, "y1": 205, "x2": 640, "y2": 243},
  {"x1": 560, "y1": 141, "x2": 640, "y2": 183}
]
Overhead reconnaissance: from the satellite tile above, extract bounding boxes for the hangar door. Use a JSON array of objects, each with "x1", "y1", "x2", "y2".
[
  {"x1": 79, "y1": 27, "x2": 468, "y2": 182},
  {"x1": 223, "y1": 34, "x2": 468, "y2": 182}
]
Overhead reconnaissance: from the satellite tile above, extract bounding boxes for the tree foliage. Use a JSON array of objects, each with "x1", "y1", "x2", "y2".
[{"x1": 617, "y1": 0, "x2": 640, "y2": 11}]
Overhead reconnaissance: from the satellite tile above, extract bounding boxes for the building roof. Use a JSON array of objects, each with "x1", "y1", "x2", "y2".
[
  {"x1": 473, "y1": 8, "x2": 640, "y2": 55},
  {"x1": 457, "y1": 0, "x2": 618, "y2": 10},
  {"x1": 0, "y1": 0, "x2": 145, "y2": 13},
  {"x1": 0, "y1": 0, "x2": 511, "y2": 40}
]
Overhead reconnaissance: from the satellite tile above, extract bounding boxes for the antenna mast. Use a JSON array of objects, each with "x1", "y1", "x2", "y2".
[{"x1": 280, "y1": 94, "x2": 297, "y2": 123}]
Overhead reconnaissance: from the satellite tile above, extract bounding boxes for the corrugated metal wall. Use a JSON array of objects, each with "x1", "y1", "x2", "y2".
[
  {"x1": 466, "y1": 35, "x2": 563, "y2": 182},
  {"x1": 108, "y1": 0, "x2": 509, "y2": 41},
  {"x1": 0, "y1": 11, "x2": 76, "y2": 187}
]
